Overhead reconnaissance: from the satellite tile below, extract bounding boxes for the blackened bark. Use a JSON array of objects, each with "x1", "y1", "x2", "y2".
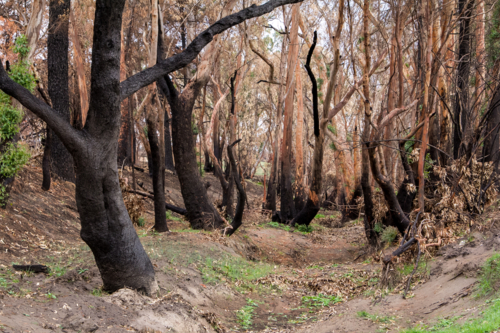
[
  {"x1": 204, "y1": 151, "x2": 213, "y2": 172},
  {"x1": 368, "y1": 143, "x2": 410, "y2": 234},
  {"x1": 290, "y1": 32, "x2": 321, "y2": 227},
  {"x1": 164, "y1": 114, "x2": 175, "y2": 171},
  {"x1": 77, "y1": 0, "x2": 157, "y2": 294},
  {"x1": 118, "y1": 98, "x2": 131, "y2": 166},
  {"x1": 147, "y1": 149, "x2": 153, "y2": 177},
  {"x1": 361, "y1": 134, "x2": 377, "y2": 246},
  {"x1": 342, "y1": 184, "x2": 362, "y2": 221},
  {"x1": 118, "y1": 6, "x2": 135, "y2": 166},
  {"x1": 220, "y1": 170, "x2": 235, "y2": 218},
  {"x1": 263, "y1": 152, "x2": 278, "y2": 211},
  {"x1": 42, "y1": 127, "x2": 52, "y2": 191},
  {"x1": 48, "y1": 0, "x2": 74, "y2": 182},
  {"x1": 483, "y1": 85, "x2": 500, "y2": 164},
  {"x1": 453, "y1": 0, "x2": 474, "y2": 159},
  {"x1": 162, "y1": 77, "x2": 225, "y2": 230},
  {"x1": 147, "y1": 116, "x2": 169, "y2": 233},
  {"x1": 226, "y1": 140, "x2": 246, "y2": 236},
  {"x1": 396, "y1": 141, "x2": 416, "y2": 214}
]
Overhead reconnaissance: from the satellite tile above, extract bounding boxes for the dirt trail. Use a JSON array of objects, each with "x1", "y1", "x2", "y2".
[{"x1": 0, "y1": 164, "x2": 499, "y2": 332}]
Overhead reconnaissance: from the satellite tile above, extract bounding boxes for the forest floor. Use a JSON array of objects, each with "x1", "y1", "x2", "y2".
[{"x1": 0, "y1": 161, "x2": 499, "y2": 332}]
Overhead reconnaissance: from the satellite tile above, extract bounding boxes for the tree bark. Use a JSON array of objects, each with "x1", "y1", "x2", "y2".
[
  {"x1": 146, "y1": 111, "x2": 169, "y2": 232},
  {"x1": 26, "y1": 0, "x2": 45, "y2": 61},
  {"x1": 360, "y1": 0, "x2": 377, "y2": 247},
  {"x1": 226, "y1": 140, "x2": 246, "y2": 236},
  {"x1": 48, "y1": 0, "x2": 75, "y2": 183},
  {"x1": 163, "y1": 77, "x2": 226, "y2": 229},
  {"x1": 164, "y1": 111, "x2": 175, "y2": 171},
  {"x1": 118, "y1": 5, "x2": 135, "y2": 166},
  {"x1": 42, "y1": 128, "x2": 52, "y2": 191},
  {"x1": 294, "y1": 54, "x2": 306, "y2": 212},
  {"x1": 453, "y1": 0, "x2": 474, "y2": 159},
  {"x1": 280, "y1": 4, "x2": 300, "y2": 222}
]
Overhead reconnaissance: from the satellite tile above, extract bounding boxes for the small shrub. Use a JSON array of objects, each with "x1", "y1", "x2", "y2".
[
  {"x1": 137, "y1": 216, "x2": 146, "y2": 227},
  {"x1": 374, "y1": 222, "x2": 384, "y2": 233},
  {"x1": 315, "y1": 214, "x2": 325, "y2": 219},
  {"x1": 295, "y1": 224, "x2": 313, "y2": 234},
  {"x1": 236, "y1": 298, "x2": 258, "y2": 329},
  {"x1": 478, "y1": 253, "x2": 500, "y2": 297},
  {"x1": 381, "y1": 226, "x2": 398, "y2": 244}
]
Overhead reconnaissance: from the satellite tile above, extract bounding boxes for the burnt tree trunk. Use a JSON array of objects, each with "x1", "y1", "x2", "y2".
[
  {"x1": 161, "y1": 77, "x2": 225, "y2": 230},
  {"x1": 164, "y1": 114, "x2": 175, "y2": 171},
  {"x1": 453, "y1": 0, "x2": 474, "y2": 159},
  {"x1": 42, "y1": 127, "x2": 52, "y2": 191},
  {"x1": 48, "y1": 0, "x2": 75, "y2": 182},
  {"x1": 146, "y1": 113, "x2": 169, "y2": 232},
  {"x1": 0, "y1": 0, "x2": 303, "y2": 297},
  {"x1": 226, "y1": 140, "x2": 246, "y2": 236}
]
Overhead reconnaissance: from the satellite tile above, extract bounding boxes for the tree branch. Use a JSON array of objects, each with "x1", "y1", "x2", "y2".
[
  {"x1": 0, "y1": 61, "x2": 85, "y2": 153},
  {"x1": 326, "y1": 49, "x2": 387, "y2": 121},
  {"x1": 120, "y1": 0, "x2": 304, "y2": 100},
  {"x1": 305, "y1": 31, "x2": 319, "y2": 137}
]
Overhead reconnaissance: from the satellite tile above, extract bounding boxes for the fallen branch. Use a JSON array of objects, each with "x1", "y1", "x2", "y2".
[
  {"x1": 127, "y1": 189, "x2": 187, "y2": 215},
  {"x1": 13, "y1": 264, "x2": 49, "y2": 273}
]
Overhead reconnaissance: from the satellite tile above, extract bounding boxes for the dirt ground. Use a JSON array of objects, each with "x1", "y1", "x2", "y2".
[{"x1": 0, "y1": 162, "x2": 499, "y2": 332}]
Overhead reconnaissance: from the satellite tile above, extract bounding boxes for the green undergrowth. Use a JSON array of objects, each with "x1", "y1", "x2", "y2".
[
  {"x1": 477, "y1": 253, "x2": 500, "y2": 297},
  {"x1": 267, "y1": 221, "x2": 291, "y2": 231},
  {"x1": 201, "y1": 255, "x2": 273, "y2": 287},
  {"x1": 145, "y1": 238, "x2": 274, "y2": 291},
  {"x1": 236, "y1": 298, "x2": 259, "y2": 329},
  {"x1": 302, "y1": 294, "x2": 342, "y2": 309},
  {"x1": 266, "y1": 221, "x2": 313, "y2": 234},
  {"x1": 400, "y1": 298, "x2": 500, "y2": 333}
]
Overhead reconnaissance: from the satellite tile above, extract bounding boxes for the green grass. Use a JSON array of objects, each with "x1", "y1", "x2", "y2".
[
  {"x1": 302, "y1": 294, "x2": 342, "y2": 309},
  {"x1": 166, "y1": 211, "x2": 182, "y2": 221},
  {"x1": 295, "y1": 224, "x2": 313, "y2": 234},
  {"x1": 91, "y1": 288, "x2": 107, "y2": 297},
  {"x1": 236, "y1": 298, "x2": 259, "y2": 329},
  {"x1": 400, "y1": 298, "x2": 500, "y2": 333},
  {"x1": 267, "y1": 221, "x2": 291, "y2": 232},
  {"x1": 201, "y1": 255, "x2": 273, "y2": 286},
  {"x1": 315, "y1": 214, "x2": 326, "y2": 219},
  {"x1": 478, "y1": 253, "x2": 500, "y2": 297},
  {"x1": 357, "y1": 310, "x2": 394, "y2": 324}
]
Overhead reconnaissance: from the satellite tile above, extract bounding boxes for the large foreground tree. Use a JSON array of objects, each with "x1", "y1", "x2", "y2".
[{"x1": 0, "y1": 0, "x2": 302, "y2": 294}]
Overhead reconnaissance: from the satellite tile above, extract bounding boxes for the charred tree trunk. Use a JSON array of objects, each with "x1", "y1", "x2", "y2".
[
  {"x1": 290, "y1": 31, "x2": 321, "y2": 226},
  {"x1": 360, "y1": 0, "x2": 377, "y2": 247},
  {"x1": 396, "y1": 141, "x2": 416, "y2": 214},
  {"x1": 48, "y1": 0, "x2": 75, "y2": 182},
  {"x1": 0, "y1": 0, "x2": 304, "y2": 297},
  {"x1": 453, "y1": 0, "x2": 474, "y2": 159},
  {"x1": 226, "y1": 139, "x2": 246, "y2": 236},
  {"x1": 42, "y1": 128, "x2": 52, "y2": 191},
  {"x1": 483, "y1": 85, "x2": 500, "y2": 165},
  {"x1": 164, "y1": 113, "x2": 175, "y2": 171},
  {"x1": 161, "y1": 76, "x2": 225, "y2": 230},
  {"x1": 280, "y1": 3, "x2": 300, "y2": 223},
  {"x1": 146, "y1": 113, "x2": 169, "y2": 233}
]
